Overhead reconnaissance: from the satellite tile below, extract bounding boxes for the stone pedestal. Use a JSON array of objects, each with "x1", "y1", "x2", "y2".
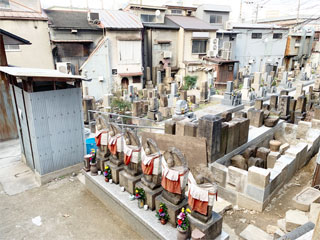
[
  {"x1": 155, "y1": 195, "x2": 188, "y2": 227},
  {"x1": 109, "y1": 161, "x2": 124, "y2": 184},
  {"x1": 188, "y1": 211, "x2": 222, "y2": 240},
  {"x1": 136, "y1": 182, "x2": 162, "y2": 210},
  {"x1": 119, "y1": 171, "x2": 142, "y2": 195}
]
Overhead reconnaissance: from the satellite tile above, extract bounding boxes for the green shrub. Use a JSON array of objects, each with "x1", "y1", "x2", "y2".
[{"x1": 183, "y1": 75, "x2": 197, "y2": 90}]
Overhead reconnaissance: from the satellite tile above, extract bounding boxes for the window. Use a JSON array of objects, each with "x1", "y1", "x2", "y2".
[
  {"x1": 251, "y1": 33, "x2": 262, "y2": 39},
  {"x1": 4, "y1": 45, "x2": 20, "y2": 51},
  {"x1": 118, "y1": 41, "x2": 141, "y2": 64},
  {"x1": 210, "y1": 15, "x2": 222, "y2": 24},
  {"x1": 132, "y1": 76, "x2": 141, "y2": 83},
  {"x1": 160, "y1": 43, "x2": 170, "y2": 50},
  {"x1": 228, "y1": 65, "x2": 233, "y2": 72},
  {"x1": 0, "y1": 0, "x2": 9, "y2": 8},
  {"x1": 140, "y1": 14, "x2": 156, "y2": 23},
  {"x1": 273, "y1": 33, "x2": 282, "y2": 39},
  {"x1": 192, "y1": 40, "x2": 207, "y2": 54},
  {"x1": 171, "y1": 9, "x2": 182, "y2": 15}
]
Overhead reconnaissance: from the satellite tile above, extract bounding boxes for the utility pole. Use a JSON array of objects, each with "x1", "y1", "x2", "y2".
[
  {"x1": 239, "y1": 0, "x2": 243, "y2": 22},
  {"x1": 297, "y1": 0, "x2": 301, "y2": 24},
  {"x1": 255, "y1": 3, "x2": 259, "y2": 23}
]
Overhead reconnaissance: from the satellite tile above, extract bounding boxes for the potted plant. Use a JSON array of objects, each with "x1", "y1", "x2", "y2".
[
  {"x1": 135, "y1": 187, "x2": 146, "y2": 208},
  {"x1": 156, "y1": 203, "x2": 170, "y2": 225},
  {"x1": 176, "y1": 208, "x2": 191, "y2": 239},
  {"x1": 104, "y1": 165, "x2": 112, "y2": 182},
  {"x1": 89, "y1": 150, "x2": 98, "y2": 176}
]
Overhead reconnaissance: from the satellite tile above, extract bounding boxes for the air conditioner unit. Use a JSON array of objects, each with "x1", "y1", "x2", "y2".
[
  {"x1": 207, "y1": 50, "x2": 216, "y2": 57},
  {"x1": 221, "y1": 50, "x2": 231, "y2": 60},
  {"x1": 163, "y1": 51, "x2": 172, "y2": 58},
  {"x1": 56, "y1": 62, "x2": 74, "y2": 75},
  {"x1": 223, "y1": 41, "x2": 232, "y2": 51},
  {"x1": 225, "y1": 21, "x2": 232, "y2": 30},
  {"x1": 87, "y1": 12, "x2": 99, "y2": 23}
]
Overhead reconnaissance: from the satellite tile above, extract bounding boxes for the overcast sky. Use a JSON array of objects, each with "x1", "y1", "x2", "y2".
[{"x1": 40, "y1": 0, "x2": 320, "y2": 22}]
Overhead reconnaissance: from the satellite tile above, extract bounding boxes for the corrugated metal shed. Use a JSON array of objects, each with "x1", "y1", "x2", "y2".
[
  {"x1": 166, "y1": 15, "x2": 218, "y2": 31},
  {"x1": 0, "y1": 67, "x2": 84, "y2": 79},
  {"x1": 97, "y1": 10, "x2": 143, "y2": 29}
]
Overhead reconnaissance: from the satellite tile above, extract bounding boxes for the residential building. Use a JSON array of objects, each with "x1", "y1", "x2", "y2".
[
  {"x1": 232, "y1": 23, "x2": 289, "y2": 74},
  {"x1": 166, "y1": 15, "x2": 218, "y2": 86},
  {"x1": 0, "y1": 0, "x2": 54, "y2": 69},
  {"x1": 80, "y1": 10, "x2": 143, "y2": 100},
  {"x1": 44, "y1": 9, "x2": 103, "y2": 73},
  {"x1": 196, "y1": 4, "x2": 231, "y2": 30},
  {"x1": 284, "y1": 30, "x2": 315, "y2": 70},
  {"x1": 125, "y1": 4, "x2": 180, "y2": 83}
]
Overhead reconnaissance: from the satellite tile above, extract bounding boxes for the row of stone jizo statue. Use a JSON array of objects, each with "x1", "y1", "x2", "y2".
[{"x1": 84, "y1": 119, "x2": 222, "y2": 239}]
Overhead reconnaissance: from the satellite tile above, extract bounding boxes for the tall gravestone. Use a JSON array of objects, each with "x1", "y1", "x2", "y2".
[{"x1": 198, "y1": 115, "x2": 222, "y2": 163}]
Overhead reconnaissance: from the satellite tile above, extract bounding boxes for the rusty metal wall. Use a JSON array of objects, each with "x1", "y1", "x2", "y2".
[{"x1": 0, "y1": 76, "x2": 18, "y2": 141}]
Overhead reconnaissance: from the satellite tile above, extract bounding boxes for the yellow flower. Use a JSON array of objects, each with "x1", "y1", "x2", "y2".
[
  {"x1": 136, "y1": 190, "x2": 139, "y2": 193},
  {"x1": 105, "y1": 166, "x2": 108, "y2": 169},
  {"x1": 186, "y1": 208, "x2": 191, "y2": 213},
  {"x1": 181, "y1": 208, "x2": 185, "y2": 213}
]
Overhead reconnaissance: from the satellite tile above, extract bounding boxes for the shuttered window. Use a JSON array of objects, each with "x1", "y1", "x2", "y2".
[{"x1": 118, "y1": 41, "x2": 141, "y2": 64}]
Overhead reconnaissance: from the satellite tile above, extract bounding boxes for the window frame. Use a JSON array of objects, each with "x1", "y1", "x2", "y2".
[
  {"x1": 251, "y1": 33, "x2": 262, "y2": 39},
  {"x1": 0, "y1": 0, "x2": 10, "y2": 9},
  {"x1": 273, "y1": 33, "x2": 283, "y2": 39},
  {"x1": 171, "y1": 9, "x2": 182, "y2": 15},
  {"x1": 209, "y1": 14, "x2": 223, "y2": 24},
  {"x1": 192, "y1": 39, "x2": 207, "y2": 54},
  {"x1": 4, "y1": 44, "x2": 20, "y2": 52},
  {"x1": 140, "y1": 14, "x2": 156, "y2": 23}
]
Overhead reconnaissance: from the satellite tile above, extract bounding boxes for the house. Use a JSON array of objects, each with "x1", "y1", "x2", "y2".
[
  {"x1": 258, "y1": 15, "x2": 316, "y2": 70},
  {"x1": 44, "y1": 9, "x2": 103, "y2": 73},
  {"x1": 196, "y1": 4, "x2": 231, "y2": 30},
  {"x1": 165, "y1": 4, "x2": 197, "y2": 17},
  {"x1": 166, "y1": 15, "x2": 218, "y2": 87},
  {"x1": 232, "y1": 23, "x2": 289, "y2": 74},
  {"x1": 0, "y1": 0, "x2": 54, "y2": 69},
  {"x1": 283, "y1": 30, "x2": 315, "y2": 70},
  {"x1": 0, "y1": 28, "x2": 30, "y2": 141},
  {"x1": 124, "y1": 4, "x2": 180, "y2": 84},
  {"x1": 80, "y1": 10, "x2": 143, "y2": 100}
]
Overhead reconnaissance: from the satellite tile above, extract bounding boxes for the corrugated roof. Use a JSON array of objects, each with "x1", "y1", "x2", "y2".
[
  {"x1": 0, "y1": 67, "x2": 84, "y2": 79},
  {"x1": 232, "y1": 23, "x2": 289, "y2": 30},
  {"x1": 166, "y1": 15, "x2": 218, "y2": 30},
  {"x1": 44, "y1": 9, "x2": 100, "y2": 30},
  {"x1": 200, "y1": 4, "x2": 231, "y2": 12},
  {"x1": 97, "y1": 10, "x2": 143, "y2": 29},
  {"x1": 0, "y1": 28, "x2": 31, "y2": 45}
]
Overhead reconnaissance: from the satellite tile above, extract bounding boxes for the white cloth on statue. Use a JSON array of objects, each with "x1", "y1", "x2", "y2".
[
  {"x1": 141, "y1": 147, "x2": 159, "y2": 165},
  {"x1": 161, "y1": 157, "x2": 188, "y2": 188},
  {"x1": 100, "y1": 132, "x2": 109, "y2": 146},
  {"x1": 152, "y1": 155, "x2": 161, "y2": 175},
  {"x1": 116, "y1": 135, "x2": 123, "y2": 152},
  {"x1": 188, "y1": 173, "x2": 217, "y2": 206},
  {"x1": 123, "y1": 141, "x2": 141, "y2": 164}
]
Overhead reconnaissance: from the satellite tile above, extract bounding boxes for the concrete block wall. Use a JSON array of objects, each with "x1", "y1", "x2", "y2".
[{"x1": 211, "y1": 122, "x2": 320, "y2": 212}]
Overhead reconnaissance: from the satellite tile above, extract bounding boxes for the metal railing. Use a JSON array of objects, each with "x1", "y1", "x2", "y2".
[{"x1": 87, "y1": 110, "x2": 164, "y2": 136}]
